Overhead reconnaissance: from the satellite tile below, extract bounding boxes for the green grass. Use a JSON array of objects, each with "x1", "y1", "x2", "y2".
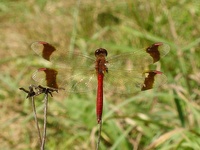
[{"x1": 0, "y1": 0, "x2": 200, "y2": 149}]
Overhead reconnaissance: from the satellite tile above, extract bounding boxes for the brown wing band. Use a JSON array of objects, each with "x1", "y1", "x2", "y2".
[
  {"x1": 39, "y1": 41, "x2": 56, "y2": 61},
  {"x1": 141, "y1": 71, "x2": 162, "y2": 91},
  {"x1": 38, "y1": 68, "x2": 58, "y2": 89},
  {"x1": 146, "y1": 42, "x2": 163, "y2": 63}
]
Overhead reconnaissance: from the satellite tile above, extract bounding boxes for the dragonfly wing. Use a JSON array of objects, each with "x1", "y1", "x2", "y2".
[
  {"x1": 104, "y1": 69, "x2": 167, "y2": 94},
  {"x1": 31, "y1": 41, "x2": 96, "y2": 69},
  {"x1": 107, "y1": 43, "x2": 170, "y2": 71},
  {"x1": 32, "y1": 67, "x2": 97, "y2": 93},
  {"x1": 63, "y1": 71, "x2": 97, "y2": 93}
]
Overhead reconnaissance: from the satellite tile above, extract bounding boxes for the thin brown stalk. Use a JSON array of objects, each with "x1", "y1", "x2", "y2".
[
  {"x1": 96, "y1": 120, "x2": 102, "y2": 150},
  {"x1": 30, "y1": 96, "x2": 42, "y2": 146},
  {"x1": 41, "y1": 92, "x2": 49, "y2": 150}
]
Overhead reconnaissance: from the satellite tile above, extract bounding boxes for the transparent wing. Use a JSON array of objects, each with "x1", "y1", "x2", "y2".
[
  {"x1": 107, "y1": 43, "x2": 170, "y2": 71},
  {"x1": 32, "y1": 67, "x2": 97, "y2": 93},
  {"x1": 103, "y1": 69, "x2": 167, "y2": 94},
  {"x1": 31, "y1": 41, "x2": 96, "y2": 69}
]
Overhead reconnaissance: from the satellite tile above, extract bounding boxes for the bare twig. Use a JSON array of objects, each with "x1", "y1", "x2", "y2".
[
  {"x1": 41, "y1": 90, "x2": 49, "y2": 150},
  {"x1": 30, "y1": 96, "x2": 42, "y2": 145}
]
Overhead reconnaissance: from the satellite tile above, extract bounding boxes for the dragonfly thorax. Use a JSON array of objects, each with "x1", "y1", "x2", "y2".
[{"x1": 95, "y1": 57, "x2": 108, "y2": 74}]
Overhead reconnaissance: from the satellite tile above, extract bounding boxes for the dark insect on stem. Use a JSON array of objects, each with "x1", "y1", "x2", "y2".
[
  {"x1": 19, "y1": 85, "x2": 57, "y2": 150},
  {"x1": 19, "y1": 85, "x2": 58, "y2": 98}
]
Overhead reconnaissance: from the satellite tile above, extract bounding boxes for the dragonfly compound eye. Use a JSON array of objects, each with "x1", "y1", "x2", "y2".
[{"x1": 95, "y1": 48, "x2": 108, "y2": 57}]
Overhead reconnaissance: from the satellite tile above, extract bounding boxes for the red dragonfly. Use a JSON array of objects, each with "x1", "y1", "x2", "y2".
[{"x1": 30, "y1": 41, "x2": 170, "y2": 123}]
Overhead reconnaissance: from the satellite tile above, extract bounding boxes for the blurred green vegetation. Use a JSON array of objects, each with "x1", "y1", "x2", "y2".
[{"x1": 0, "y1": 0, "x2": 200, "y2": 150}]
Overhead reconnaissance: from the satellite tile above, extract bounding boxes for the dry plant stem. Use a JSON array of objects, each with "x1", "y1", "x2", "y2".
[
  {"x1": 96, "y1": 120, "x2": 102, "y2": 150},
  {"x1": 30, "y1": 96, "x2": 42, "y2": 145},
  {"x1": 41, "y1": 93, "x2": 49, "y2": 150}
]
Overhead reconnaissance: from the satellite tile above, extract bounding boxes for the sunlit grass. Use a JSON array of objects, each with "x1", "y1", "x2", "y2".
[{"x1": 0, "y1": 0, "x2": 200, "y2": 149}]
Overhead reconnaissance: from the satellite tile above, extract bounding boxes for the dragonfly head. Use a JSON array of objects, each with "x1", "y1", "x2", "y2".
[{"x1": 95, "y1": 48, "x2": 108, "y2": 57}]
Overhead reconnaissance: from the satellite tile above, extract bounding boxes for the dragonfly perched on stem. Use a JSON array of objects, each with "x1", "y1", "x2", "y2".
[
  {"x1": 29, "y1": 41, "x2": 170, "y2": 124},
  {"x1": 20, "y1": 41, "x2": 169, "y2": 150}
]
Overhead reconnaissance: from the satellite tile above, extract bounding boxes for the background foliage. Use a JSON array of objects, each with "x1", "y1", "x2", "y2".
[{"x1": 0, "y1": 0, "x2": 200, "y2": 149}]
